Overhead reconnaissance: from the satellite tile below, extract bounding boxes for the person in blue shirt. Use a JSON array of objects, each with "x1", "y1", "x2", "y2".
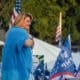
[{"x1": 2, "y1": 13, "x2": 34, "y2": 80}]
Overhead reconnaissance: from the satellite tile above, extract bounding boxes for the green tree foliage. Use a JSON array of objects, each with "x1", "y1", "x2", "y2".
[{"x1": 0, "y1": 0, "x2": 80, "y2": 45}]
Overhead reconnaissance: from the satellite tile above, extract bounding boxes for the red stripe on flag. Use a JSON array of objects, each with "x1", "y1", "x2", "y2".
[
  {"x1": 49, "y1": 72, "x2": 74, "y2": 80},
  {"x1": 55, "y1": 24, "x2": 61, "y2": 42}
]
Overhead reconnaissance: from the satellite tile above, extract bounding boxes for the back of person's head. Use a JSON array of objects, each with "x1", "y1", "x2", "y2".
[{"x1": 14, "y1": 13, "x2": 23, "y2": 26}]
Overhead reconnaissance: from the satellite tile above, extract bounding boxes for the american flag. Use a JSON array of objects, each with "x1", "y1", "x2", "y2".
[
  {"x1": 9, "y1": 0, "x2": 21, "y2": 28},
  {"x1": 55, "y1": 23, "x2": 61, "y2": 42},
  {"x1": 55, "y1": 12, "x2": 62, "y2": 42}
]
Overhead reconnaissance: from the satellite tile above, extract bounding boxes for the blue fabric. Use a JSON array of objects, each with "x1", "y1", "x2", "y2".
[
  {"x1": 50, "y1": 35, "x2": 75, "y2": 79},
  {"x1": 2, "y1": 27, "x2": 32, "y2": 80}
]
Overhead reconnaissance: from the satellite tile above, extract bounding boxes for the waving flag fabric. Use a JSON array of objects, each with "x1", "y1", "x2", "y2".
[
  {"x1": 50, "y1": 35, "x2": 75, "y2": 80},
  {"x1": 55, "y1": 20, "x2": 61, "y2": 42},
  {"x1": 9, "y1": 0, "x2": 21, "y2": 28},
  {"x1": 33, "y1": 55, "x2": 44, "y2": 80},
  {"x1": 55, "y1": 12, "x2": 62, "y2": 42},
  {"x1": 76, "y1": 64, "x2": 80, "y2": 78},
  {"x1": 55, "y1": 12, "x2": 62, "y2": 48}
]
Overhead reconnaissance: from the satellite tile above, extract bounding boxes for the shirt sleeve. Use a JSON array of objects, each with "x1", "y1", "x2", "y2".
[{"x1": 16, "y1": 29, "x2": 29, "y2": 49}]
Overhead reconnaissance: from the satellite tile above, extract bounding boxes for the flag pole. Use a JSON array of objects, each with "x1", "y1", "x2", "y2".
[{"x1": 59, "y1": 12, "x2": 62, "y2": 48}]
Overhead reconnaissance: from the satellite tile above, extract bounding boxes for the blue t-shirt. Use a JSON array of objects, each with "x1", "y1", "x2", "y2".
[{"x1": 2, "y1": 27, "x2": 32, "y2": 80}]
